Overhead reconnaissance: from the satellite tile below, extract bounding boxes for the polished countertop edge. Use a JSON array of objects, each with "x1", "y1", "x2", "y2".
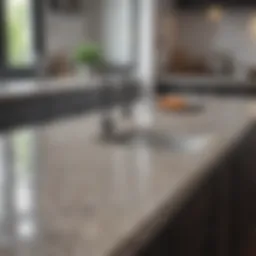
[
  {"x1": 158, "y1": 76, "x2": 256, "y2": 97},
  {"x1": 0, "y1": 76, "x2": 111, "y2": 101},
  {"x1": 107, "y1": 120, "x2": 253, "y2": 256},
  {"x1": 160, "y1": 75, "x2": 254, "y2": 87}
]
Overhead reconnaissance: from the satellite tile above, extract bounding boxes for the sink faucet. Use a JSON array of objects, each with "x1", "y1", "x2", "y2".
[{"x1": 98, "y1": 63, "x2": 137, "y2": 139}]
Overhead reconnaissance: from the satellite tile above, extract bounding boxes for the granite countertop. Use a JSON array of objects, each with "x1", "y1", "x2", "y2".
[{"x1": 6, "y1": 96, "x2": 256, "y2": 256}]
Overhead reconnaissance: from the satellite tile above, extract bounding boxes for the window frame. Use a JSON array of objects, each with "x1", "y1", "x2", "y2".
[{"x1": 0, "y1": 0, "x2": 44, "y2": 78}]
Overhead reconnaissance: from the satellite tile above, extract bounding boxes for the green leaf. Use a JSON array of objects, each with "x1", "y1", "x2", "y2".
[{"x1": 74, "y1": 43, "x2": 103, "y2": 66}]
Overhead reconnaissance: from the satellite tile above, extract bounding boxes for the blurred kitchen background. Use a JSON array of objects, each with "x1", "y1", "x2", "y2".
[
  {"x1": 161, "y1": 1, "x2": 256, "y2": 83},
  {"x1": 2, "y1": 0, "x2": 256, "y2": 82}
]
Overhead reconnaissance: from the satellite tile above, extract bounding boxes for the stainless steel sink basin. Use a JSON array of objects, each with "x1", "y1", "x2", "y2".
[{"x1": 99, "y1": 129, "x2": 212, "y2": 154}]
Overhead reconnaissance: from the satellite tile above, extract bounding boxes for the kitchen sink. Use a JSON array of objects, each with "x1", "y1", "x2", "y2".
[{"x1": 99, "y1": 129, "x2": 213, "y2": 154}]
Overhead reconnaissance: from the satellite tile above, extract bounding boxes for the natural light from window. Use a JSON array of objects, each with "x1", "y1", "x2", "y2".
[{"x1": 5, "y1": 0, "x2": 36, "y2": 67}]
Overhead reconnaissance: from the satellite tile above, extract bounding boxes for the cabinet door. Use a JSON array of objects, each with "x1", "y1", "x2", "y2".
[
  {"x1": 231, "y1": 127, "x2": 256, "y2": 256},
  {"x1": 138, "y1": 174, "x2": 214, "y2": 256},
  {"x1": 168, "y1": 178, "x2": 213, "y2": 256},
  {"x1": 211, "y1": 158, "x2": 233, "y2": 256}
]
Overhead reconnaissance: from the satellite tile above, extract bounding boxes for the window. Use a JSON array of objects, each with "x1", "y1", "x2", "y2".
[{"x1": 0, "y1": 0, "x2": 44, "y2": 77}]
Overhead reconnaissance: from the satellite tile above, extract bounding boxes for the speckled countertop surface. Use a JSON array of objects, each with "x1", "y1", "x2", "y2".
[{"x1": 5, "y1": 96, "x2": 256, "y2": 256}]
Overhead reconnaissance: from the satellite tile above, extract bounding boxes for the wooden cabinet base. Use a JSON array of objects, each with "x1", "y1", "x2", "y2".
[{"x1": 136, "y1": 124, "x2": 256, "y2": 256}]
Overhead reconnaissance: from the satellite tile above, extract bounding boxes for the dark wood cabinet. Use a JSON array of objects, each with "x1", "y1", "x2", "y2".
[
  {"x1": 230, "y1": 127, "x2": 256, "y2": 256},
  {"x1": 138, "y1": 175, "x2": 213, "y2": 256},
  {"x1": 136, "y1": 125, "x2": 256, "y2": 256}
]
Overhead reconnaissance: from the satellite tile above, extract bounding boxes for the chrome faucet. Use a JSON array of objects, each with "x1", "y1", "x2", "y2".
[{"x1": 98, "y1": 63, "x2": 136, "y2": 140}]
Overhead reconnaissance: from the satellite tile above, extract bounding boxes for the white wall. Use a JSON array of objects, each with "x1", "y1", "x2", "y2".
[
  {"x1": 46, "y1": 13, "x2": 86, "y2": 55},
  {"x1": 176, "y1": 10, "x2": 256, "y2": 78},
  {"x1": 45, "y1": 0, "x2": 102, "y2": 56}
]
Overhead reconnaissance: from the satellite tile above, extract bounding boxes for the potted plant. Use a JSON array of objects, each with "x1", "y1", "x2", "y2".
[{"x1": 74, "y1": 43, "x2": 103, "y2": 78}]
